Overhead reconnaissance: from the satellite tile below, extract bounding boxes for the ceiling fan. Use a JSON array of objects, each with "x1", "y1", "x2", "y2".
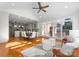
[{"x1": 33, "y1": 2, "x2": 49, "y2": 13}]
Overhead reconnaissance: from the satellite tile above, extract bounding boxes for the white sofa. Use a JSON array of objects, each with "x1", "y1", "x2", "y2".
[
  {"x1": 42, "y1": 37, "x2": 56, "y2": 51},
  {"x1": 21, "y1": 31, "x2": 28, "y2": 38},
  {"x1": 15, "y1": 31, "x2": 20, "y2": 37},
  {"x1": 21, "y1": 47, "x2": 47, "y2": 57},
  {"x1": 21, "y1": 31, "x2": 36, "y2": 39}
]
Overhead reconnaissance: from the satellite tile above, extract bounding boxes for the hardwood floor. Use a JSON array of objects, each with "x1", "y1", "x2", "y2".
[
  {"x1": 0, "y1": 43, "x2": 9, "y2": 57},
  {"x1": 0, "y1": 36, "x2": 73, "y2": 57},
  {"x1": 0, "y1": 37, "x2": 43, "y2": 57}
]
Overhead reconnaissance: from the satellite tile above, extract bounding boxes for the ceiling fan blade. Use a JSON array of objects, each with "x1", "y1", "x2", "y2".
[
  {"x1": 42, "y1": 5, "x2": 49, "y2": 8},
  {"x1": 37, "y1": 10, "x2": 40, "y2": 13},
  {"x1": 33, "y1": 7, "x2": 39, "y2": 9},
  {"x1": 42, "y1": 9, "x2": 46, "y2": 12},
  {"x1": 38, "y1": 2, "x2": 41, "y2": 7}
]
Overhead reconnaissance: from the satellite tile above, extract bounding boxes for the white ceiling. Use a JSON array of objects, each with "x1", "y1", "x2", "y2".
[
  {"x1": 0, "y1": 2, "x2": 79, "y2": 23},
  {"x1": 32, "y1": 2, "x2": 79, "y2": 21},
  {"x1": 9, "y1": 14, "x2": 37, "y2": 24}
]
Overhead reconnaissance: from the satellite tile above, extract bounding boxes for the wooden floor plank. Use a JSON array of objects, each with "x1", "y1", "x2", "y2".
[{"x1": 0, "y1": 37, "x2": 43, "y2": 57}]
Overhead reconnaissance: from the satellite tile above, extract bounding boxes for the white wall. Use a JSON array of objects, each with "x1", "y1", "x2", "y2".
[
  {"x1": 69, "y1": 12, "x2": 79, "y2": 44},
  {"x1": 69, "y1": 30, "x2": 79, "y2": 42},
  {"x1": 71, "y1": 12, "x2": 79, "y2": 30},
  {"x1": 0, "y1": 11, "x2": 9, "y2": 43}
]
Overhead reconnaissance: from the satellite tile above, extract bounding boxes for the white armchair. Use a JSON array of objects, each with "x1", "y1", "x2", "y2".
[
  {"x1": 21, "y1": 47, "x2": 47, "y2": 57},
  {"x1": 21, "y1": 31, "x2": 24, "y2": 37},
  {"x1": 21, "y1": 31, "x2": 27, "y2": 38},
  {"x1": 30, "y1": 31, "x2": 36, "y2": 39},
  {"x1": 15, "y1": 31, "x2": 20, "y2": 37}
]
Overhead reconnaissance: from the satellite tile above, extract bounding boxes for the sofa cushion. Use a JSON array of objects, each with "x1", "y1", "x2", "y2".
[{"x1": 60, "y1": 44, "x2": 74, "y2": 56}]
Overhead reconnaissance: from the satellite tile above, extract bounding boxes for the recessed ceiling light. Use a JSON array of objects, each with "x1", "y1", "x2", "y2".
[
  {"x1": 65, "y1": 5, "x2": 68, "y2": 8},
  {"x1": 57, "y1": 20, "x2": 60, "y2": 23},
  {"x1": 39, "y1": 16, "x2": 42, "y2": 18}
]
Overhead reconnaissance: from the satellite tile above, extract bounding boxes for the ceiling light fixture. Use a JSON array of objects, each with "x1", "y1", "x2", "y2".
[
  {"x1": 39, "y1": 16, "x2": 42, "y2": 18},
  {"x1": 33, "y1": 2, "x2": 49, "y2": 13},
  {"x1": 14, "y1": 25, "x2": 17, "y2": 27},
  {"x1": 65, "y1": 5, "x2": 68, "y2": 8}
]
